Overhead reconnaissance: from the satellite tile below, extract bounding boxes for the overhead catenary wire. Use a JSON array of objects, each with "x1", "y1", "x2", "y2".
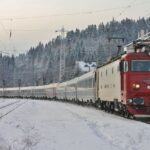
[
  {"x1": 6, "y1": 29, "x2": 52, "y2": 32},
  {"x1": 0, "y1": 1, "x2": 149, "y2": 21},
  {"x1": 0, "y1": 6, "x2": 131, "y2": 21},
  {"x1": 115, "y1": 0, "x2": 138, "y2": 18},
  {"x1": 0, "y1": 0, "x2": 149, "y2": 34}
]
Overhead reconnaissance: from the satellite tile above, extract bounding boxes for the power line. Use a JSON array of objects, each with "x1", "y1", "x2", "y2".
[
  {"x1": 115, "y1": 0, "x2": 137, "y2": 18},
  {"x1": 0, "y1": 2, "x2": 148, "y2": 21},
  {"x1": 6, "y1": 29, "x2": 51, "y2": 32},
  {"x1": 115, "y1": 0, "x2": 150, "y2": 19},
  {"x1": 0, "y1": 6, "x2": 127, "y2": 20}
]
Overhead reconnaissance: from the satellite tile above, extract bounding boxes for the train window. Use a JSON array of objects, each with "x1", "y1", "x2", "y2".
[
  {"x1": 90, "y1": 78, "x2": 92, "y2": 88},
  {"x1": 80, "y1": 81, "x2": 83, "y2": 87},
  {"x1": 83, "y1": 80, "x2": 85, "y2": 88},
  {"x1": 89, "y1": 78, "x2": 91, "y2": 88},
  {"x1": 83, "y1": 80, "x2": 86, "y2": 88},
  {"x1": 88, "y1": 79, "x2": 90, "y2": 88},
  {"x1": 85, "y1": 79, "x2": 87, "y2": 88},
  {"x1": 92, "y1": 78, "x2": 95, "y2": 87},
  {"x1": 82, "y1": 81, "x2": 84, "y2": 87},
  {"x1": 85, "y1": 80, "x2": 87, "y2": 88},
  {"x1": 131, "y1": 60, "x2": 150, "y2": 72}
]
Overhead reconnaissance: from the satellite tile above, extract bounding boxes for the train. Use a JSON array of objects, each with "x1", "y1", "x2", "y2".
[{"x1": 0, "y1": 39, "x2": 150, "y2": 118}]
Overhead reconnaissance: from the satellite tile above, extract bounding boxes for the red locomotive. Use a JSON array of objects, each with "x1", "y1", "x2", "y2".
[{"x1": 95, "y1": 39, "x2": 150, "y2": 118}]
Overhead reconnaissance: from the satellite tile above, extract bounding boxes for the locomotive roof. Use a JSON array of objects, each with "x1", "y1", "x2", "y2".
[
  {"x1": 0, "y1": 83, "x2": 58, "y2": 91},
  {"x1": 97, "y1": 52, "x2": 125, "y2": 69},
  {"x1": 97, "y1": 51, "x2": 150, "y2": 69},
  {"x1": 58, "y1": 70, "x2": 95, "y2": 87}
]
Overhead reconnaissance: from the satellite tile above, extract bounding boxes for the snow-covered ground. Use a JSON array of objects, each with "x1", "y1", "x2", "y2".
[{"x1": 0, "y1": 99, "x2": 150, "y2": 150}]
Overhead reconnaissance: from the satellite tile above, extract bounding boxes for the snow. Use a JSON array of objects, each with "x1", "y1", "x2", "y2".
[
  {"x1": 0, "y1": 98, "x2": 150, "y2": 150},
  {"x1": 75, "y1": 61, "x2": 96, "y2": 72}
]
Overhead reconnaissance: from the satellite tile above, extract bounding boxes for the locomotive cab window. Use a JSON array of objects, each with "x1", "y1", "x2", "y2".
[{"x1": 131, "y1": 60, "x2": 150, "y2": 72}]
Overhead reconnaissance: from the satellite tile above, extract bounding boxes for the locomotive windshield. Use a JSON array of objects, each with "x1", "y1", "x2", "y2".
[{"x1": 131, "y1": 60, "x2": 150, "y2": 72}]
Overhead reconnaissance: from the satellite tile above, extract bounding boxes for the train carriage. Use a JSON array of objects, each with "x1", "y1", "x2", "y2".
[
  {"x1": 96, "y1": 59, "x2": 121, "y2": 103},
  {"x1": 77, "y1": 71, "x2": 95, "y2": 103},
  {"x1": 65, "y1": 78, "x2": 77, "y2": 101},
  {"x1": 45, "y1": 83, "x2": 57, "y2": 99},
  {"x1": 21, "y1": 83, "x2": 57, "y2": 99},
  {"x1": 20, "y1": 87, "x2": 33, "y2": 98},
  {"x1": 1, "y1": 87, "x2": 20, "y2": 97},
  {"x1": 0, "y1": 38, "x2": 150, "y2": 119},
  {"x1": 56, "y1": 82, "x2": 67, "y2": 100}
]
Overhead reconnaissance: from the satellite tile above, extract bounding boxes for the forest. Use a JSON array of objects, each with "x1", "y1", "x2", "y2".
[{"x1": 0, "y1": 17, "x2": 150, "y2": 87}]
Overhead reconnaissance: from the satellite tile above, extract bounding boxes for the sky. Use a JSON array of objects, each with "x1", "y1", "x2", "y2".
[{"x1": 0, "y1": 0, "x2": 149, "y2": 55}]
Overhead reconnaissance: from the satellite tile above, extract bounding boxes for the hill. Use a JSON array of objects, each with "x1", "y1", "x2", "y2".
[{"x1": 0, "y1": 17, "x2": 150, "y2": 87}]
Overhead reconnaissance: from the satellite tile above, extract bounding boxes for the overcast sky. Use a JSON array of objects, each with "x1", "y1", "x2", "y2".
[{"x1": 0, "y1": 0, "x2": 149, "y2": 55}]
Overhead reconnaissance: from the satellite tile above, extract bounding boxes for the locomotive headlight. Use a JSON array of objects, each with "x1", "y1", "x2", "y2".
[
  {"x1": 128, "y1": 99, "x2": 133, "y2": 104},
  {"x1": 132, "y1": 83, "x2": 140, "y2": 89}
]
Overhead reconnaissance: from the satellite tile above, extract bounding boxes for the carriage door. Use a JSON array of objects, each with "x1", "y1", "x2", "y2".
[{"x1": 120, "y1": 61, "x2": 128, "y2": 102}]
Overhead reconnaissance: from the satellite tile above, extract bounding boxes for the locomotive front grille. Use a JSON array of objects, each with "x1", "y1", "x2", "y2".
[{"x1": 132, "y1": 98, "x2": 144, "y2": 105}]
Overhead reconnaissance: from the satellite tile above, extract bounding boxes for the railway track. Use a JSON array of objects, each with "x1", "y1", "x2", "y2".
[
  {"x1": 0, "y1": 100, "x2": 27, "y2": 119},
  {"x1": 0, "y1": 99, "x2": 6, "y2": 104},
  {"x1": 51, "y1": 99, "x2": 150, "y2": 124},
  {"x1": 0, "y1": 100, "x2": 21, "y2": 110},
  {"x1": 0, "y1": 98, "x2": 150, "y2": 124}
]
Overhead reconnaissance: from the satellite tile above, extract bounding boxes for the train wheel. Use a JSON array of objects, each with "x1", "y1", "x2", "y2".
[
  {"x1": 104, "y1": 102, "x2": 108, "y2": 112},
  {"x1": 101, "y1": 101, "x2": 105, "y2": 110},
  {"x1": 106, "y1": 102, "x2": 111, "y2": 112},
  {"x1": 129, "y1": 114, "x2": 135, "y2": 120},
  {"x1": 95, "y1": 100, "x2": 101, "y2": 109},
  {"x1": 123, "y1": 108, "x2": 129, "y2": 118},
  {"x1": 110, "y1": 103, "x2": 114, "y2": 113}
]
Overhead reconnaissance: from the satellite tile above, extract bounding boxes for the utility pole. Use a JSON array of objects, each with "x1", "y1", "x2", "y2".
[
  {"x1": 0, "y1": 51, "x2": 9, "y2": 96},
  {"x1": 55, "y1": 26, "x2": 67, "y2": 82},
  {"x1": 31, "y1": 55, "x2": 34, "y2": 86},
  {"x1": 2, "y1": 79, "x2": 5, "y2": 97},
  {"x1": 18, "y1": 79, "x2": 21, "y2": 97}
]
